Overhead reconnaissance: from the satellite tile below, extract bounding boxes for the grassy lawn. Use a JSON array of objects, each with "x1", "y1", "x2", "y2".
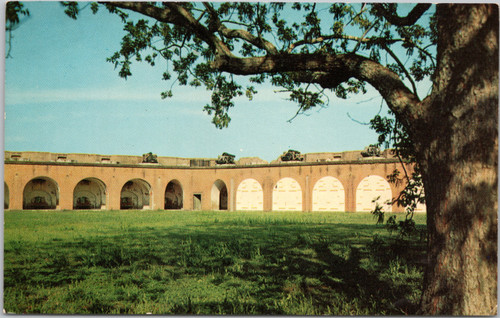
[{"x1": 4, "y1": 210, "x2": 427, "y2": 315}]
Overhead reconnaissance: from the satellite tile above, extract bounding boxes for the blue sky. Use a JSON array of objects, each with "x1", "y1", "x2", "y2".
[{"x1": 4, "y1": 2, "x2": 432, "y2": 162}]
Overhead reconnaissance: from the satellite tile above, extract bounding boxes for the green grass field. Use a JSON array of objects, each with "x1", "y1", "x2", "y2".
[{"x1": 4, "y1": 210, "x2": 427, "y2": 315}]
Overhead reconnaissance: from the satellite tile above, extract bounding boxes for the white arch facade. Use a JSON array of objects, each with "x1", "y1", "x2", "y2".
[
  {"x1": 312, "y1": 176, "x2": 345, "y2": 211},
  {"x1": 272, "y1": 177, "x2": 302, "y2": 211},
  {"x1": 356, "y1": 175, "x2": 393, "y2": 212},
  {"x1": 236, "y1": 178, "x2": 263, "y2": 211}
]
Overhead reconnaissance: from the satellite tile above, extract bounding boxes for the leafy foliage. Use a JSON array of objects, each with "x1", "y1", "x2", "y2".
[
  {"x1": 370, "y1": 111, "x2": 425, "y2": 237},
  {"x1": 6, "y1": 1, "x2": 30, "y2": 27},
  {"x1": 5, "y1": 1, "x2": 30, "y2": 57},
  {"x1": 60, "y1": 2, "x2": 435, "y2": 129}
]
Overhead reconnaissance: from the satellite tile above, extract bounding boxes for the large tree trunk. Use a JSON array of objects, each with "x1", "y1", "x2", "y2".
[{"x1": 417, "y1": 4, "x2": 498, "y2": 315}]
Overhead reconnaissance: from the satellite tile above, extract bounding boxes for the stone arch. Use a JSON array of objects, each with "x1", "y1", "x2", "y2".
[
  {"x1": 73, "y1": 178, "x2": 107, "y2": 210},
  {"x1": 272, "y1": 177, "x2": 302, "y2": 211},
  {"x1": 165, "y1": 179, "x2": 183, "y2": 209},
  {"x1": 356, "y1": 175, "x2": 392, "y2": 212},
  {"x1": 120, "y1": 179, "x2": 151, "y2": 210},
  {"x1": 236, "y1": 178, "x2": 263, "y2": 211},
  {"x1": 312, "y1": 176, "x2": 345, "y2": 211},
  {"x1": 4, "y1": 182, "x2": 9, "y2": 210},
  {"x1": 211, "y1": 179, "x2": 228, "y2": 210},
  {"x1": 23, "y1": 177, "x2": 59, "y2": 210}
]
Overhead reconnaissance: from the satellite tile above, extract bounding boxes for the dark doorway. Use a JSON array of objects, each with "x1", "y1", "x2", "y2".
[
  {"x1": 165, "y1": 180, "x2": 183, "y2": 209},
  {"x1": 120, "y1": 179, "x2": 151, "y2": 210},
  {"x1": 219, "y1": 185, "x2": 228, "y2": 210},
  {"x1": 4, "y1": 182, "x2": 9, "y2": 210},
  {"x1": 193, "y1": 194, "x2": 202, "y2": 210}
]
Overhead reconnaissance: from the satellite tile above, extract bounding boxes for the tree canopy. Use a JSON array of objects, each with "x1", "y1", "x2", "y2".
[{"x1": 60, "y1": 2, "x2": 435, "y2": 131}]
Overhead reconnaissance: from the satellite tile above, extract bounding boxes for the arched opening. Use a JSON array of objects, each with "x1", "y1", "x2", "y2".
[
  {"x1": 272, "y1": 177, "x2": 302, "y2": 211},
  {"x1": 120, "y1": 179, "x2": 151, "y2": 210},
  {"x1": 73, "y1": 178, "x2": 107, "y2": 210},
  {"x1": 23, "y1": 177, "x2": 59, "y2": 210},
  {"x1": 211, "y1": 179, "x2": 228, "y2": 210},
  {"x1": 356, "y1": 175, "x2": 393, "y2": 212},
  {"x1": 4, "y1": 182, "x2": 9, "y2": 210},
  {"x1": 312, "y1": 176, "x2": 345, "y2": 211},
  {"x1": 236, "y1": 178, "x2": 263, "y2": 211},
  {"x1": 165, "y1": 180, "x2": 183, "y2": 209}
]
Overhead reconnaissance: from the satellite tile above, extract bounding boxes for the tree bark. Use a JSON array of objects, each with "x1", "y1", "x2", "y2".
[{"x1": 416, "y1": 4, "x2": 498, "y2": 315}]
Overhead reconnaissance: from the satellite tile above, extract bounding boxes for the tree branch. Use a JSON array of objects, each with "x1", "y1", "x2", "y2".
[
  {"x1": 286, "y1": 35, "x2": 405, "y2": 53},
  {"x1": 382, "y1": 43, "x2": 419, "y2": 97},
  {"x1": 203, "y1": 3, "x2": 278, "y2": 55},
  {"x1": 6, "y1": 28, "x2": 13, "y2": 58},
  {"x1": 219, "y1": 26, "x2": 279, "y2": 55},
  {"x1": 352, "y1": 19, "x2": 378, "y2": 53},
  {"x1": 211, "y1": 52, "x2": 422, "y2": 127},
  {"x1": 103, "y1": 2, "x2": 233, "y2": 57},
  {"x1": 372, "y1": 3, "x2": 432, "y2": 26}
]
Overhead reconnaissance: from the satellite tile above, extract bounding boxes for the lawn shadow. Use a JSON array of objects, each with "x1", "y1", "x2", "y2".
[{"x1": 4, "y1": 217, "x2": 426, "y2": 314}]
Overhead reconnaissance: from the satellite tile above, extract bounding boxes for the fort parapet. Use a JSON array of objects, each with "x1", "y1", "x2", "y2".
[{"x1": 4, "y1": 150, "x2": 425, "y2": 213}]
